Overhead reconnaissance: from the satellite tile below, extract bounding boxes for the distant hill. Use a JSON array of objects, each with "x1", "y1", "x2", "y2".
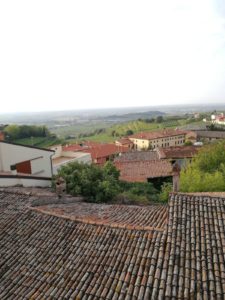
[{"x1": 104, "y1": 111, "x2": 165, "y2": 122}]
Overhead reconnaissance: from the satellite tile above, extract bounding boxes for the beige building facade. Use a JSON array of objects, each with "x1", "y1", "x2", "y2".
[{"x1": 129, "y1": 129, "x2": 186, "y2": 150}]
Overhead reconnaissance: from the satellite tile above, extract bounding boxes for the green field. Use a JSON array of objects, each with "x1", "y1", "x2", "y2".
[
  {"x1": 50, "y1": 121, "x2": 111, "y2": 138},
  {"x1": 13, "y1": 136, "x2": 62, "y2": 148},
  {"x1": 70, "y1": 118, "x2": 205, "y2": 143},
  {"x1": 12, "y1": 118, "x2": 205, "y2": 147}
]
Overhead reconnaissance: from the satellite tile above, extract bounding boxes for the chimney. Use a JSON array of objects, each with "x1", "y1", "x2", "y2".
[
  {"x1": 172, "y1": 162, "x2": 181, "y2": 192},
  {"x1": 55, "y1": 176, "x2": 66, "y2": 199}
]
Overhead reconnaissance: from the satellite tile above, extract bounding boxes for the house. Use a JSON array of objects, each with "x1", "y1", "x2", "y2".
[
  {"x1": 0, "y1": 141, "x2": 54, "y2": 187},
  {"x1": 114, "y1": 150, "x2": 159, "y2": 162},
  {"x1": 195, "y1": 130, "x2": 225, "y2": 142},
  {"x1": 114, "y1": 160, "x2": 172, "y2": 188},
  {"x1": 115, "y1": 138, "x2": 134, "y2": 149},
  {"x1": 128, "y1": 129, "x2": 187, "y2": 150},
  {"x1": 1, "y1": 188, "x2": 224, "y2": 298},
  {"x1": 82, "y1": 143, "x2": 130, "y2": 165},
  {"x1": 184, "y1": 130, "x2": 197, "y2": 144},
  {"x1": 211, "y1": 113, "x2": 225, "y2": 125},
  {"x1": 156, "y1": 145, "x2": 200, "y2": 168},
  {"x1": 50, "y1": 145, "x2": 91, "y2": 174}
]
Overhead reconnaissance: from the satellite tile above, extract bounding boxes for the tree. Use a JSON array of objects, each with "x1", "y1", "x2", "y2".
[
  {"x1": 56, "y1": 161, "x2": 121, "y2": 203},
  {"x1": 184, "y1": 141, "x2": 193, "y2": 146},
  {"x1": 156, "y1": 116, "x2": 163, "y2": 123},
  {"x1": 126, "y1": 130, "x2": 134, "y2": 136},
  {"x1": 180, "y1": 141, "x2": 225, "y2": 192},
  {"x1": 159, "y1": 182, "x2": 173, "y2": 202},
  {"x1": 3, "y1": 124, "x2": 50, "y2": 140}
]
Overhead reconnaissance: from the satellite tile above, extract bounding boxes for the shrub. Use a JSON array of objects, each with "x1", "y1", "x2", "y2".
[
  {"x1": 56, "y1": 161, "x2": 121, "y2": 203},
  {"x1": 159, "y1": 182, "x2": 173, "y2": 202}
]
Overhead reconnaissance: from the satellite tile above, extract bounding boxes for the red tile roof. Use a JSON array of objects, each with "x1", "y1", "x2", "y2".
[
  {"x1": 157, "y1": 145, "x2": 200, "y2": 159},
  {"x1": 83, "y1": 144, "x2": 130, "y2": 160},
  {"x1": 62, "y1": 144, "x2": 84, "y2": 151},
  {"x1": 114, "y1": 150, "x2": 159, "y2": 162},
  {"x1": 115, "y1": 160, "x2": 172, "y2": 182},
  {"x1": 115, "y1": 138, "x2": 134, "y2": 145},
  {"x1": 129, "y1": 129, "x2": 186, "y2": 140}
]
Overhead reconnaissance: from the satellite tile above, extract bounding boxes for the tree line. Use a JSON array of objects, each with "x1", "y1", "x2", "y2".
[{"x1": 3, "y1": 124, "x2": 50, "y2": 140}]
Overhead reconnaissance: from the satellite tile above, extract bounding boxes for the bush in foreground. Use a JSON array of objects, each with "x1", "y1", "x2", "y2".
[
  {"x1": 55, "y1": 161, "x2": 168, "y2": 204},
  {"x1": 56, "y1": 161, "x2": 121, "y2": 203}
]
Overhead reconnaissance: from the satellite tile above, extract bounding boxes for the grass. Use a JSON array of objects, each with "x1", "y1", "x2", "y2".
[
  {"x1": 50, "y1": 121, "x2": 111, "y2": 138},
  {"x1": 13, "y1": 136, "x2": 62, "y2": 148}
]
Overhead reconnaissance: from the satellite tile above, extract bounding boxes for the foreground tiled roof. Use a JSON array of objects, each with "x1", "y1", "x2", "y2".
[
  {"x1": 0, "y1": 188, "x2": 225, "y2": 299},
  {"x1": 32, "y1": 202, "x2": 168, "y2": 231},
  {"x1": 115, "y1": 160, "x2": 173, "y2": 182},
  {"x1": 114, "y1": 151, "x2": 159, "y2": 162},
  {"x1": 129, "y1": 129, "x2": 186, "y2": 140}
]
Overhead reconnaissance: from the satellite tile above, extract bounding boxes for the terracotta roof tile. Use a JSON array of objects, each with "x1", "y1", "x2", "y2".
[
  {"x1": 157, "y1": 146, "x2": 200, "y2": 159},
  {"x1": 115, "y1": 160, "x2": 173, "y2": 182},
  {"x1": 82, "y1": 144, "x2": 130, "y2": 160},
  {"x1": 32, "y1": 202, "x2": 168, "y2": 231},
  {"x1": 114, "y1": 151, "x2": 159, "y2": 162},
  {"x1": 115, "y1": 138, "x2": 134, "y2": 146},
  {"x1": 0, "y1": 189, "x2": 225, "y2": 299},
  {"x1": 129, "y1": 129, "x2": 186, "y2": 140}
]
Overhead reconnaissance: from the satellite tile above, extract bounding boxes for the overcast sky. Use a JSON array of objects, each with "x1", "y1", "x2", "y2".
[{"x1": 0, "y1": 0, "x2": 225, "y2": 113}]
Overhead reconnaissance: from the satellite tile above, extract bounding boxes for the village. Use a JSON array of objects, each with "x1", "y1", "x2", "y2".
[
  {"x1": 1, "y1": 120, "x2": 225, "y2": 299},
  {"x1": 0, "y1": 127, "x2": 196, "y2": 188},
  {"x1": 0, "y1": 119, "x2": 225, "y2": 193}
]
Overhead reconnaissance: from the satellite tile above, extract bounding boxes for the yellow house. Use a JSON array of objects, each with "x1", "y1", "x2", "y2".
[{"x1": 129, "y1": 129, "x2": 187, "y2": 150}]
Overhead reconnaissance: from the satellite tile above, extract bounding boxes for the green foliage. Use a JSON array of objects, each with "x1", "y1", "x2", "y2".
[
  {"x1": 156, "y1": 116, "x2": 164, "y2": 123},
  {"x1": 115, "y1": 191, "x2": 150, "y2": 205},
  {"x1": 13, "y1": 136, "x2": 63, "y2": 148},
  {"x1": 119, "y1": 181, "x2": 159, "y2": 202},
  {"x1": 56, "y1": 161, "x2": 121, "y2": 203},
  {"x1": 125, "y1": 129, "x2": 134, "y2": 135},
  {"x1": 180, "y1": 141, "x2": 225, "y2": 192},
  {"x1": 55, "y1": 161, "x2": 162, "y2": 204},
  {"x1": 159, "y1": 182, "x2": 173, "y2": 202},
  {"x1": 4, "y1": 124, "x2": 50, "y2": 140}
]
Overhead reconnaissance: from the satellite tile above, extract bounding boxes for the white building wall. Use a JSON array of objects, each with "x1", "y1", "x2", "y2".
[
  {"x1": 50, "y1": 145, "x2": 63, "y2": 159},
  {"x1": 0, "y1": 143, "x2": 53, "y2": 177}
]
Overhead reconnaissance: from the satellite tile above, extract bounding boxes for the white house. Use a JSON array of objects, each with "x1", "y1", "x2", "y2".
[
  {"x1": 0, "y1": 141, "x2": 54, "y2": 187},
  {"x1": 50, "y1": 145, "x2": 92, "y2": 174},
  {"x1": 211, "y1": 113, "x2": 225, "y2": 125}
]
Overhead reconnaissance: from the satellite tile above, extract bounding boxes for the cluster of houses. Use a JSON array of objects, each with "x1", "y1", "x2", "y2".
[
  {"x1": 1, "y1": 126, "x2": 225, "y2": 189},
  {"x1": 0, "y1": 128, "x2": 202, "y2": 190}
]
